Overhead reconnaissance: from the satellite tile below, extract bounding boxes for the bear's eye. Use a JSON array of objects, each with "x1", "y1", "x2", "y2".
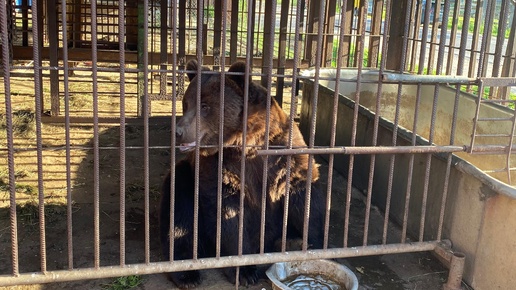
[{"x1": 200, "y1": 103, "x2": 210, "y2": 117}]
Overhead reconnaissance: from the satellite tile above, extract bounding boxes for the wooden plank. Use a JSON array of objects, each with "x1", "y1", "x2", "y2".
[{"x1": 11, "y1": 46, "x2": 311, "y2": 68}]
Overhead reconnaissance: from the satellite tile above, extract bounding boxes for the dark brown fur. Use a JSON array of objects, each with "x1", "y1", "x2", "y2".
[{"x1": 160, "y1": 60, "x2": 325, "y2": 288}]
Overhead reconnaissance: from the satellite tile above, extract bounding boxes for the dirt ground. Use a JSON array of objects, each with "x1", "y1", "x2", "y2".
[{"x1": 0, "y1": 66, "x2": 455, "y2": 290}]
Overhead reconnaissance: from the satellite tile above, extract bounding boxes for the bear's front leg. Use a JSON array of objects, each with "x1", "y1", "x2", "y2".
[
  {"x1": 218, "y1": 196, "x2": 259, "y2": 286},
  {"x1": 160, "y1": 160, "x2": 203, "y2": 288}
]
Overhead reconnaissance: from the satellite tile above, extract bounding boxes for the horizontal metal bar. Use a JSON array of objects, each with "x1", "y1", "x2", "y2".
[
  {"x1": 469, "y1": 145, "x2": 516, "y2": 153},
  {"x1": 476, "y1": 118, "x2": 514, "y2": 122},
  {"x1": 257, "y1": 146, "x2": 466, "y2": 156},
  {"x1": 380, "y1": 73, "x2": 476, "y2": 84},
  {"x1": 0, "y1": 242, "x2": 438, "y2": 286},
  {"x1": 474, "y1": 134, "x2": 512, "y2": 138},
  {"x1": 479, "y1": 77, "x2": 516, "y2": 87}
]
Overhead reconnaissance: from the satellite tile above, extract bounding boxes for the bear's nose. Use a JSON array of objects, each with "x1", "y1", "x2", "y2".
[{"x1": 175, "y1": 127, "x2": 184, "y2": 140}]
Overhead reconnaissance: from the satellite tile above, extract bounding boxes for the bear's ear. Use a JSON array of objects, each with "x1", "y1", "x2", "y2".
[
  {"x1": 185, "y1": 60, "x2": 211, "y2": 81},
  {"x1": 228, "y1": 61, "x2": 250, "y2": 88}
]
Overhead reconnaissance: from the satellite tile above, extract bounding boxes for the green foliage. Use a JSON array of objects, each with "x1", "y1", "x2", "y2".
[
  {"x1": 447, "y1": 16, "x2": 510, "y2": 39},
  {"x1": 102, "y1": 275, "x2": 144, "y2": 290}
]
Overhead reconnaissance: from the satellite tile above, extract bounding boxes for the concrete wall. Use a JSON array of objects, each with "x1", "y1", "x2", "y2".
[{"x1": 299, "y1": 72, "x2": 516, "y2": 289}]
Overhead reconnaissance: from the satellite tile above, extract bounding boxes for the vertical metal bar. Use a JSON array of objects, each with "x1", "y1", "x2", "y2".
[
  {"x1": 426, "y1": 0, "x2": 442, "y2": 73},
  {"x1": 479, "y1": 0, "x2": 495, "y2": 78},
  {"x1": 30, "y1": 0, "x2": 47, "y2": 273},
  {"x1": 325, "y1": 0, "x2": 348, "y2": 250},
  {"x1": 360, "y1": 0, "x2": 378, "y2": 247},
  {"x1": 445, "y1": 0, "x2": 461, "y2": 75},
  {"x1": 193, "y1": 0, "x2": 204, "y2": 262},
  {"x1": 60, "y1": 0, "x2": 73, "y2": 269},
  {"x1": 260, "y1": 0, "x2": 276, "y2": 254},
  {"x1": 304, "y1": 0, "x2": 325, "y2": 252},
  {"x1": 377, "y1": 0, "x2": 394, "y2": 245},
  {"x1": 216, "y1": 0, "x2": 228, "y2": 258},
  {"x1": 90, "y1": 0, "x2": 100, "y2": 269},
  {"x1": 469, "y1": 80, "x2": 485, "y2": 152},
  {"x1": 118, "y1": 0, "x2": 127, "y2": 267},
  {"x1": 492, "y1": 0, "x2": 509, "y2": 79},
  {"x1": 467, "y1": 0, "x2": 484, "y2": 81},
  {"x1": 344, "y1": 0, "x2": 358, "y2": 245},
  {"x1": 213, "y1": 0, "x2": 222, "y2": 70},
  {"x1": 142, "y1": 0, "x2": 151, "y2": 266},
  {"x1": 160, "y1": 0, "x2": 168, "y2": 96},
  {"x1": 282, "y1": 0, "x2": 305, "y2": 253},
  {"x1": 385, "y1": 0, "x2": 413, "y2": 244},
  {"x1": 1, "y1": 0, "x2": 18, "y2": 275},
  {"x1": 436, "y1": 0, "x2": 453, "y2": 242},
  {"x1": 169, "y1": 0, "x2": 178, "y2": 262},
  {"x1": 504, "y1": 108, "x2": 516, "y2": 184}
]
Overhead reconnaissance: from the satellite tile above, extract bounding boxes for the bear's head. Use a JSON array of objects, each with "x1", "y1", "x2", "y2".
[{"x1": 176, "y1": 60, "x2": 261, "y2": 155}]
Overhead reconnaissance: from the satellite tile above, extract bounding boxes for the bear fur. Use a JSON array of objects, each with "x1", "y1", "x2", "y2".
[{"x1": 160, "y1": 60, "x2": 325, "y2": 288}]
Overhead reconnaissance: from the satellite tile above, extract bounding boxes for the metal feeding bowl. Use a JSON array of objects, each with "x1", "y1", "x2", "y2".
[{"x1": 266, "y1": 259, "x2": 359, "y2": 290}]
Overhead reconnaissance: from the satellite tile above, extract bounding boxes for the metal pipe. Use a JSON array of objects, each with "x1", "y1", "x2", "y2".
[
  {"x1": 257, "y1": 145, "x2": 466, "y2": 156},
  {"x1": 443, "y1": 252, "x2": 466, "y2": 290},
  {"x1": 0, "y1": 242, "x2": 438, "y2": 286}
]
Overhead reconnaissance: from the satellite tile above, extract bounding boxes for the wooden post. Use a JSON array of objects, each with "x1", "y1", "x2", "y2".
[
  {"x1": 368, "y1": 0, "x2": 384, "y2": 68},
  {"x1": 261, "y1": 0, "x2": 274, "y2": 87},
  {"x1": 275, "y1": 0, "x2": 290, "y2": 106},
  {"x1": 323, "y1": 0, "x2": 336, "y2": 68},
  {"x1": 230, "y1": 0, "x2": 239, "y2": 64},
  {"x1": 48, "y1": 0, "x2": 59, "y2": 115},
  {"x1": 386, "y1": 0, "x2": 409, "y2": 71}
]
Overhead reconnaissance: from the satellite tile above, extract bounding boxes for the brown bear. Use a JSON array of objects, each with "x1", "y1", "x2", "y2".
[{"x1": 160, "y1": 60, "x2": 325, "y2": 288}]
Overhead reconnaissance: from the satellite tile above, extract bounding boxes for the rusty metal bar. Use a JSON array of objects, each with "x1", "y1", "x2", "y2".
[
  {"x1": 215, "y1": 0, "x2": 228, "y2": 260},
  {"x1": 257, "y1": 146, "x2": 466, "y2": 156},
  {"x1": 1, "y1": 0, "x2": 19, "y2": 275},
  {"x1": 445, "y1": 0, "x2": 461, "y2": 75},
  {"x1": 0, "y1": 242, "x2": 439, "y2": 286},
  {"x1": 395, "y1": 0, "x2": 414, "y2": 244},
  {"x1": 260, "y1": 0, "x2": 276, "y2": 254},
  {"x1": 142, "y1": 0, "x2": 151, "y2": 265},
  {"x1": 381, "y1": 73, "x2": 475, "y2": 84},
  {"x1": 60, "y1": 0, "x2": 73, "y2": 269},
  {"x1": 467, "y1": 0, "x2": 483, "y2": 82},
  {"x1": 90, "y1": 0, "x2": 100, "y2": 269},
  {"x1": 324, "y1": 0, "x2": 350, "y2": 250},
  {"x1": 443, "y1": 252, "x2": 466, "y2": 290},
  {"x1": 118, "y1": 0, "x2": 127, "y2": 268},
  {"x1": 358, "y1": 0, "x2": 374, "y2": 247},
  {"x1": 31, "y1": 0, "x2": 47, "y2": 273},
  {"x1": 304, "y1": 0, "x2": 326, "y2": 252},
  {"x1": 192, "y1": 0, "x2": 204, "y2": 263},
  {"x1": 168, "y1": 0, "x2": 178, "y2": 264},
  {"x1": 281, "y1": 0, "x2": 305, "y2": 253},
  {"x1": 380, "y1": 0, "x2": 394, "y2": 245}
]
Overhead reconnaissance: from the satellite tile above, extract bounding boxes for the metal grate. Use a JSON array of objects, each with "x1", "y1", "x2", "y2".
[{"x1": 1, "y1": 0, "x2": 516, "y2": 288}]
